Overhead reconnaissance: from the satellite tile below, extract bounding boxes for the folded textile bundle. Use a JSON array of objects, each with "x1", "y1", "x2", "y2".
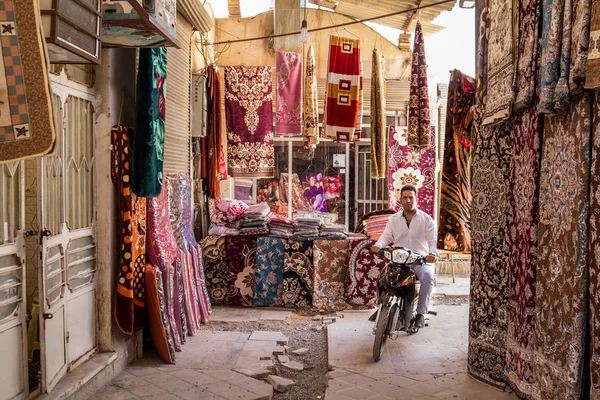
[
  {"x1": 319, "y1": 222, "x2": 347, "y2": 239},
  {"x1": 269, "y1": 217, "x2": 295, "y2": 238},
  {"x1": 363, "y1": 214, "x2": 392, "y2": 241},
  {"x1": 208, "y1": 225, "x2": 240, "y2": 236},
  {"x1": 239, "y1": 226, "x2": 270, "y2": 236},
  {"x1": 211, "y1": 198, "x2": 249, "y2": 226},
  {"x1": 294, "y1": 217, "x2": 322, "y2": 241},
  {"x1": 243, "y1": 202, "x2": 271, "y2": 217}
]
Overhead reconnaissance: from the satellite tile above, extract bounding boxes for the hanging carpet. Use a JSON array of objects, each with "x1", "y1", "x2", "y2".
[
  {"x1": 206, "y1": 64, "x2": 223, "y2": 198},
  {"x1": 200, "y1": 235, "x2": 228, "y2": 304},
  {"x1": 145, "y1": 264, "x2": 175, "y2": 364},
  {"x1": 323, "y1": 35, "x2": 363, "y2": 140},
  {"x1": 590, "y1": 91, "x2": 600, "y2": 398},
  {"x1": 585, "y1": 0, "x2": 600, "y2": 89},
  {"x1": 513, "y1": 0, "x2": 541, "y2": 110},
  {"x1": 407, "y1": 22, "x2": 431, "y2": 149},
  {"x1": 254, "y1": 236, "x2": 285, "y2": 307},
  {"x1": 313, "y1": 239, "x2": 349, "y2": 312},
  {"x1": 345, "y1": 238, "x2": 385, "y2": 308},
  {"x1": 0, "y1": 0, "x2": 56, "y2": 163},
  {"x1": 387, "y1": 126, "x2": 436, "y2": 218},
  {"x1": 276, "y1": 52, "x2": 302, "y2": 136},
  {"x1": 282, "y1": 239, "x2": 314, "y2": 308},
  {"x1": 303, "y1": 45, "x2": 319, "y2": 149},
  {"x1": 569, "y1": 0, "x2": 592, "y2": 94},
  {"x1": 370, "y1": 47, "x2": 386, "y2": 178},
  {"x1": 225, "y1": 235, "x2": 258, "y2": 307},
  {"x1": 225, "y1": 66, "x2": 274, "y2": 178}
]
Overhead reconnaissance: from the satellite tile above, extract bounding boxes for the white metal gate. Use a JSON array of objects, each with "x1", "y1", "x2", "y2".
[
  {"x1": 354, "y1": 143, "x2": 388, "y2": 226},
  {"x1": 0, "y1": 161, "x2": 27, "y2": 400},
  {"x1": 38, "y1": 89, "x2": 96, "y2": 393}
]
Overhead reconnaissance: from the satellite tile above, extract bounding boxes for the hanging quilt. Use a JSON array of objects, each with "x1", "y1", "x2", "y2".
[
  {"x1": 438, "y1": 71, "x2": 475, "y2": 252},
  {"x1": 253, "y1": 237, "x2": 285, "y2": 307},
  {"x1": 313, "y1": 239, "x2": 349, "y2": 312},
  {"x1": 585, "y1": 0, "x2": 600, "y2": 88},
  {"x1": 280, "y1": 172, "x2": 311, "y2": 210},
  {"x1": 0, "y1": 0, "x2": 56, "y2": 162},
  {"x1": 323, "y1": 36, "x2": 363, "y2": 140},
  {"x1": 407, "y1": 22, "x2": 431, "y2": 148},
  {"x1": 225, "y1": 66, "x2": 274, "y2": 178},
  {"x1": 345, "y1": 238, "x2": 385, "y2": 308},
  {"x1": 111, "y1": 126, "x2": 147, "y2": 335},
  {"x1": 387, "y1": 126, "x2": 436, "y2": 219},
  {"x1": 282, "y1": 239, "x2": 314, "y2": 308},
  {"x1": 276, "y1": 52, "x2": 302, "y2": 136},
  {"x1": 505, "y1": 106, "x2": 541, "y2": 398},
  {"x1": 200, "y1": 235, "x2": 228, "y2": 304},
  {"x1": 206, "y1": 64, "x2": 223, "y2": 198},
  {"x1": 482, "y1": 0, "x2": 515, "y2": 125},
  {"x1": 370, "y1": 48, "x2": 387, "y2": 178},
  {"x1": 225, "y1": 236, "x2": 258, "y2": 307},
  {"x1": 303, "y1": 45, "x2": 319, "y2": 149},
  {"x1": 590, "y1": 93, "x2": 600, "y2": 398},
  {"x1": 132, "y1": 47, "x2": 166, "y2": 198},
  {"x1": 468, "y1": 118, "x2": 513, "y2": 387},
  {"x1": 534, "y1": 93, "x2": 591, "y2": 399},
  {"x1": 513, "y1": 0, "x2": 541, "y2": 110}
]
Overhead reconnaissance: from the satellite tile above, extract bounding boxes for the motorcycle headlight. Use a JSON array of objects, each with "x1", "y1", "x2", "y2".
[
  {"x1": 391, "y1": 248, "x2": 409, "y2": 264},
  {"x1": 406, "y1": 255, "x2": 418, "y2": 264}
]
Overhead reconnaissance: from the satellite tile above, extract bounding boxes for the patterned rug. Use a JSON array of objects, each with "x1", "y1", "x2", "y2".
[
  {"x1": 225, "y1": 66, "x2": 274, "y2": 178},
  {"x1": 513, "y1": 0, "x2": 541, "y2": 110},
  {"x1": 505, "y1": 106, "x2": 541, "y2": 398},
  {"x1": 254, "y1": 237, "x2": 285, "y2": 307},
  {"x1": 370, "y1": 48, "x2": 386, "y2": 178},
  {"x1": 323, "y1": 36, "x2": 362, "y2": 140},
  {"x1": 585, "y1": 0, "x2": 600, "y2": 89},
  {"x1": 407, "y1": 22, "x2": 431, "y2": 149},
  {"x1": 590, "y1": 91, "x2": 600, "y2": 398},
  {"x1": 482, "y1": 0, "x2": 515, "y2": 125},
  {"x1": 569, "y1": 0, "x2": 591, "y2": 94},
  {"x1": 275, "y1": 52, "x2": 302, "y2": 136},
  {"x1": 111, "y1": 126, "x2": 147, "y2": 335},
  {"x1": 200, "y1": 235, "x2": 228, "y2": 304},
  {"x1": 225, "y1": 235, "x2": 258, "y2": 307},
  {"x1": 282, "y1": 239, "x2": 314, "y2": 308},
  {"x1": 313, "y1": 239, "x2": 349, "y2": 312},
  {"x1": 534, "y1": 92, "x2": 591, "y2": 399},
  {"x1": 438, "y1": 70, "x2": 475, "y2": 252},
  {"x1": 303, "y1": 45, "x2": 319, "y2": 149},
  {"x1": 132, "y1": 48, "x2": 166, "y2": 198},
  {"x1": 345, "y1": 239, "x2": 385, "y2": 308},
  {"x1": 0, "y1": 0, "x2": 56, "y2": 162},
  {"x1": 468, "y1": 116, "x2": 513, "y2": 387},
  {"x1": 387, "y1": 126, "x2": 436, "y2": 218}
]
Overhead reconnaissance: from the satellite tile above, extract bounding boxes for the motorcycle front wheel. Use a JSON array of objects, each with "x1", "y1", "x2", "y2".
[{"x1": 373, "y1": 304, "x2": 390, "y2": 362}]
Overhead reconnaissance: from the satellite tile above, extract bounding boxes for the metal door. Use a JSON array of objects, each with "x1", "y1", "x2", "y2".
[
  {"x1": 38, "y1": 92, "x2": 96, "y2": 393},
  {"x1": 0, "y1": 161, "x2": 28, "y2": 400}
]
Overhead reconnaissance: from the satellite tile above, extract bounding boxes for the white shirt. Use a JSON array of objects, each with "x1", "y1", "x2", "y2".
[{"x1": 374, "y1": 209, "x2": 439, "y2": 257}]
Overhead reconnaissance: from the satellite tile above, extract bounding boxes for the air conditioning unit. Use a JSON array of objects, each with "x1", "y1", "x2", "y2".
[{"x1": 191, "y1": 74, "x2": 207, "y2": 138}]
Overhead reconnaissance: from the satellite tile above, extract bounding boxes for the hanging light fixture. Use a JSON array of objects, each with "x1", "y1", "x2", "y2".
[{"x1": 298, "y1": 1, "x2": 310, "y2": 43}]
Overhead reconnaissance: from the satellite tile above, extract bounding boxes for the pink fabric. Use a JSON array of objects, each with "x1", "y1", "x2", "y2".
[
  {"x1": 276, "y1": 52, "x2": 302, "y2": 136},
  {"x1": 387, "y1": 126, "x2": 436, "y2": 218},
  {"x1": 210, "y1": 198, "x2": 249, "y2": 225}
]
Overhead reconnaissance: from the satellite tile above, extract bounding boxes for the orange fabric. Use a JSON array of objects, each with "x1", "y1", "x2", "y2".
[
  {"x1": 207, "y1": 65, "x2": 223, "y2": 198},
  {"x1": 145, "y1": 264, "x2": 174, "y2": 364}
]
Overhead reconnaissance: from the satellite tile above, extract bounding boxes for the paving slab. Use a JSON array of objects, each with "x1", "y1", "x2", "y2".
[{"x1": 248, "y1": 330, "x2": 289, "y2": 344}]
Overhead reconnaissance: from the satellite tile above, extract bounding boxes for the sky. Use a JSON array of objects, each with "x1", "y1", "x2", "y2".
[{"x1": 208, "y1": 0, "x2": 475, "y2": 85}]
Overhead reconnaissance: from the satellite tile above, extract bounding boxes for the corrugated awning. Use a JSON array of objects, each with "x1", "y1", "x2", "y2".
[
  {"x1": 178, "y1": 0, "x2": 214, "y2": 32},
  {"x1": 308, "y1": 0, "x2": 455, "y2": 36}
]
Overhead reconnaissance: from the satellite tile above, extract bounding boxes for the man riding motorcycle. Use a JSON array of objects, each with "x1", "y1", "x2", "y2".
[{"x1": 371, "y1": 185, "x2": 438, "y2": 328}]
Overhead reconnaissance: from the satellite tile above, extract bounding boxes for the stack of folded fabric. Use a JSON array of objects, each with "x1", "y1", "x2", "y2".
[
  {"x1": 319, "y1": 222, "x2": 347, "y2": 239},
  {"x1": 234, "y1": 202, "x2": 271, "y2": 236},
  {"x1": 363, "y1": 214, "x2": 392, "y2": 241},
  {"x1": 294, "y1": 216, "x2": 323, "y2": 241},
  {"x1": 269, "y1": 217, "x2": 295, "y2": 238}
]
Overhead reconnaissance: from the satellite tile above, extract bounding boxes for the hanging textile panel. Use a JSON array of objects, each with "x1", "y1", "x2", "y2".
[
  {"x1": 145, "y1": 264, "x2": 176, "y2": 364},
  {"x1": 225, "y1": 235, "x2": 258, "y2": 307},
  {"x1": 206, "y1": 64, "x2": 223, "y2": 198},
  {"x1": 468, "y1": 117, "x2": 513, "y2": 386},
  {"x1": 345, "y1": 238, "x2": 385, "y2": 308},
  {"x1": 313, "y1": 239, "x2": 349, "y2": 312},
  {"x1": 387, "y1": 126, "x2": 436, "y2": 218},
  {"x1": 590, "y1": 92, "x2": 600, "y2": 398},
  {"x1": 200, "y1": 235, "x2": 228, "y2": 304},
  {"x1": 225, "y1": 66, "x2": 274, "y2": 178},
  {"x1": 407, "y1": 22, "x2": 431, "y2": 149},
  {"x1": 538, "y1": 0, "x2": 572, "y2": 114},
  {"x1": 323, "y1": 36, "x2": 362, "y2": 140},
  {"x1": 254, "y1": 237, "x2": 285, "y2": 307},
  {"x1": 534, "y1": 93, "x2": 591, "y2": 399},
  {"x1": 0, "y1": 0, "x2": 56, "y2": 163},
  {"x1": 513, "y1": 0, "x2": 541, "y2": 110},
  {"x1": 482, "y1": 0, "x2": 515, "y2": 125},
  {"x1": 303, "y1": 45, "x2": 319, "y2": 149},
  {"x1": 282, "y1": 239, "x2": 314, "y2": 308},
  {"x1": 370, "y1": 48, "x2": 386, "y2": 178},
  {"x1": 438, "y1": 71, "x2": 475, "y2": 252},
  {"x1": 505, "y1": 107, "x2": 541, "y2": 398},
  {"x1": 276, "y1": 52, "x2": 302, "y2": 136},
  {"x1": 569, "y1": 0, "x2": 592, "y2": 93},
  {"x1": 111, "y1": 126, "x2": 147, "y2": 335},
  {"x1": 585, "y1": 0, "x2": 600, "y2": 89}
]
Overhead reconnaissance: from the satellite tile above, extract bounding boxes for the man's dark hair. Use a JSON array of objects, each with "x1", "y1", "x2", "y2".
[{"x1": 400, "y1": 185, "x2": 417, "y2": 196}]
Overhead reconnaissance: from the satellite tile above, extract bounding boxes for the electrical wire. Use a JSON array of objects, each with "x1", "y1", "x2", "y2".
[{"x1": 205, "y1": 0, "x2": 456, "y2": 46}]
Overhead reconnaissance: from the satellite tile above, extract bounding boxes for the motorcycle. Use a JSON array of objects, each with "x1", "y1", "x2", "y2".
[{"x1": 372, "y1": 247, "x2": 429, "y2": 362}]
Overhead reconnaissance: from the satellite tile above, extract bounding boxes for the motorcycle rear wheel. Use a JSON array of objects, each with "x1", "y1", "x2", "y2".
[{"x1": 373, "y1": 304, "x2": 390, "y2": 362}]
